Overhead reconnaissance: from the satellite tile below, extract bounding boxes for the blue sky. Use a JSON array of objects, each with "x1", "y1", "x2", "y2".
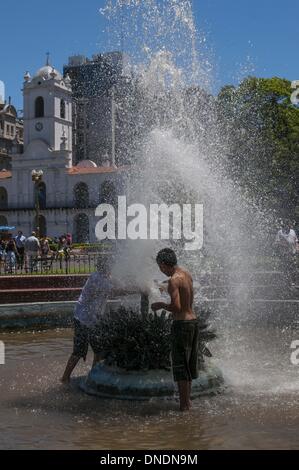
[{"x1": 0, "y1": 0, "x2": 297, "y2": 111}]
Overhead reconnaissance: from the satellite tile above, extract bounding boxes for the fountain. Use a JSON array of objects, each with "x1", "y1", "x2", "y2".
[
  {"x1": 78, "y1": 0, "x2": 235, "y2": 400},
  {"x1": 81, "y1": 305, "x2": 223, "y2": 400},
  {"x1": 78, "y1": 0, "x2": 297, "y2": 401}
]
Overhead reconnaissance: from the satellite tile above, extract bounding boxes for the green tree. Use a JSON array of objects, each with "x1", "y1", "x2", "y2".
[{"x1": 217, "y1": 76, "x2": 299, "y2": 221}]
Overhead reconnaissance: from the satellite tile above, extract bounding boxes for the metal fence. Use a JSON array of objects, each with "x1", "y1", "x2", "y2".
[{"x1": 0, "y1": 252, "x2": 102, "y2": 276}]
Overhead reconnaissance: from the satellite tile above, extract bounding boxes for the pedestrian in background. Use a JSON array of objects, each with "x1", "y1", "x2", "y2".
[
  {"x1": 15, "y1": 230, "x2": 26, "y2": 269},
  {"x1": 24, "y1": 231, "x2": 41, "y2": 273}
]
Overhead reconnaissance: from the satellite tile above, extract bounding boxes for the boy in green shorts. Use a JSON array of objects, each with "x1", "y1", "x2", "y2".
[{"x1": 151, "y1": 248, "x2": 199, "y2": 411}]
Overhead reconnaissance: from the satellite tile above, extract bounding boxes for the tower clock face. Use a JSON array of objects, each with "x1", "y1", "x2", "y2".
[{"x1": 35, "y1": 122, "x2": 43, "y2": 132}]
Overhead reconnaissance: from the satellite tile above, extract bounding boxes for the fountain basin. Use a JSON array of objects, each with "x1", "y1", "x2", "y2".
[{"x1": 80, "y1": 362, "x2": 224, "y2": 401}]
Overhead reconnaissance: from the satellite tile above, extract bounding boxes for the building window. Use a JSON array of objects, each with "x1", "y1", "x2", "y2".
[
  {"x1": 100, "y1": 181, "x2": 117, "y2": 206},
  {"x1": 35, "y1": 96, "x2": 44, "y2": 118},
  {"x1": 0, "y1": 187, "x2": 8, "y2": 210},
  {"x1": 35, "y1": 182, "x2": 47, "y2": 210},
  {"x1": 60, "y1": 99, "x2": 66, "y2": 119},
  {"x1": 74, "y1": 182, "x2": 89, "y2": 209},
  {"x1": 0, "y1": 215, "x2": 8, "y2": 226},
  {"x1": 17, "y1": 128, "x2": 24, "y2": 141},
  {"x1": 74, "y1": 213, "x2": 89, "y2": 243}
]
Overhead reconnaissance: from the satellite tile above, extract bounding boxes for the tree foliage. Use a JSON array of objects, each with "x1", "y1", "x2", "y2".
[{"x1": 217, "y1": 76, "x2": 299, "y2": 220}]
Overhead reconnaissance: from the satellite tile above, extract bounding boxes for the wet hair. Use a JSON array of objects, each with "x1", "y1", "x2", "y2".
[{"x1": 156, "y1": 248, "x2": 177, "y2": 267}]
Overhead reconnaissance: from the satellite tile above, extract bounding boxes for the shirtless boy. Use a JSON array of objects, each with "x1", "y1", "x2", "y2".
[{"x1": 151, "y1": 248, "x2": 198, "y2": 411}]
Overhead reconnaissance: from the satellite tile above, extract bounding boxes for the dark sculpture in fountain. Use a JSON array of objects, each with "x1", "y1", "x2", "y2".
[{"x1": 80, "y1": 297, "x2": 224, "y2": 400}]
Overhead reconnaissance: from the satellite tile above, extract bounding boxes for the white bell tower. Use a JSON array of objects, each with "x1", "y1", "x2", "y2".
[{"x1": 23, "y1": 57, "x2": 72, "y2": 152}]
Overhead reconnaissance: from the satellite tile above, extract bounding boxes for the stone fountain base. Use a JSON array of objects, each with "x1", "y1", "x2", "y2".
[{"x1": 80, "y1": 362, "x2": 224, "y2": 401}]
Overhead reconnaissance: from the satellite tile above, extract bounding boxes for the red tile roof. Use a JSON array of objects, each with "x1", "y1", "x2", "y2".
[
  {"x1": 67, "y1": 165, "x2": 129, "y2": 175},
  {"x1": 0, "y1": 170, "x2": 12, "y2": 179},
  {"x1": 0, "y1": 166, "x2": 129, "y2": 180}
]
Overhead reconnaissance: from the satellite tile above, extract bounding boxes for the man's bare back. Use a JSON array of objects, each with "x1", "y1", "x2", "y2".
[
  {"x1": 168, "y1": 267, "x2": 196, "y2": 321},
  {"x1": 152, "y1": 266, "x2": 196, "y2": 321}
]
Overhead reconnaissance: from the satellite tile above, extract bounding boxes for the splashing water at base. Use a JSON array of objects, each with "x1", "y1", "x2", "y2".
[{"x1": 1, "y1": 327, "x2": 299, "y2": 449}]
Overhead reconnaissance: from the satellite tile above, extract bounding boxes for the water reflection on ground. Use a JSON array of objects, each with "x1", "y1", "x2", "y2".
[{"x1": 1, "y1": 326, "x2": 299, "y2": 450}]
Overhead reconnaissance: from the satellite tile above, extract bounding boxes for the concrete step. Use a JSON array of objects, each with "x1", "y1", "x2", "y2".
[
  {"x1": 0, "y1": 274, "x2": 88, "y2": 290},
  {"x1": 0, "y1": 287, "x2": 82, "y2": 304},
  {"x1": 0, "y1": 299, "x2": 122, "y2": 330}
]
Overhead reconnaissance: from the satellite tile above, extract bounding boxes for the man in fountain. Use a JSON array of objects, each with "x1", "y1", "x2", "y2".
[
  {"x1": 61, "y1": 257, "x2": 139, "y2": 384},
  {"x1": 151, "y1": 248, "x2": 199, "y2": 412}
]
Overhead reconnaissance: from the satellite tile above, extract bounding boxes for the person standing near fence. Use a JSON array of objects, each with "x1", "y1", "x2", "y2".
[
  {"x1": 5, "y1": 234, "x2": 17, "y2": 274},
  {"x1": 24, "y1": 232, "x2": 41, "y2": 273},
  {"x1": 66, "y1": 233, "x2": 72, "y2": 248},
  {"x1": 0, "y1": 239, "x2": 5, "y2": 264},
  {"x1": 40, "y1": 237, "x2": 50, "y2": 256},
  {"x1": 15, "y1": 231, "x2": 26, "y2": 269}
]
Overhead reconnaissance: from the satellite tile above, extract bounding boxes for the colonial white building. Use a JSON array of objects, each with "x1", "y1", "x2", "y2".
[{"x1": 0, "y1": 62, "x2": 126, "y2": 242}]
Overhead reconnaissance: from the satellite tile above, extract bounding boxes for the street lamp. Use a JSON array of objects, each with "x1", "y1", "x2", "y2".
[{"x1": 31, "y1": 169, "x2": 44, "y2": 238}]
